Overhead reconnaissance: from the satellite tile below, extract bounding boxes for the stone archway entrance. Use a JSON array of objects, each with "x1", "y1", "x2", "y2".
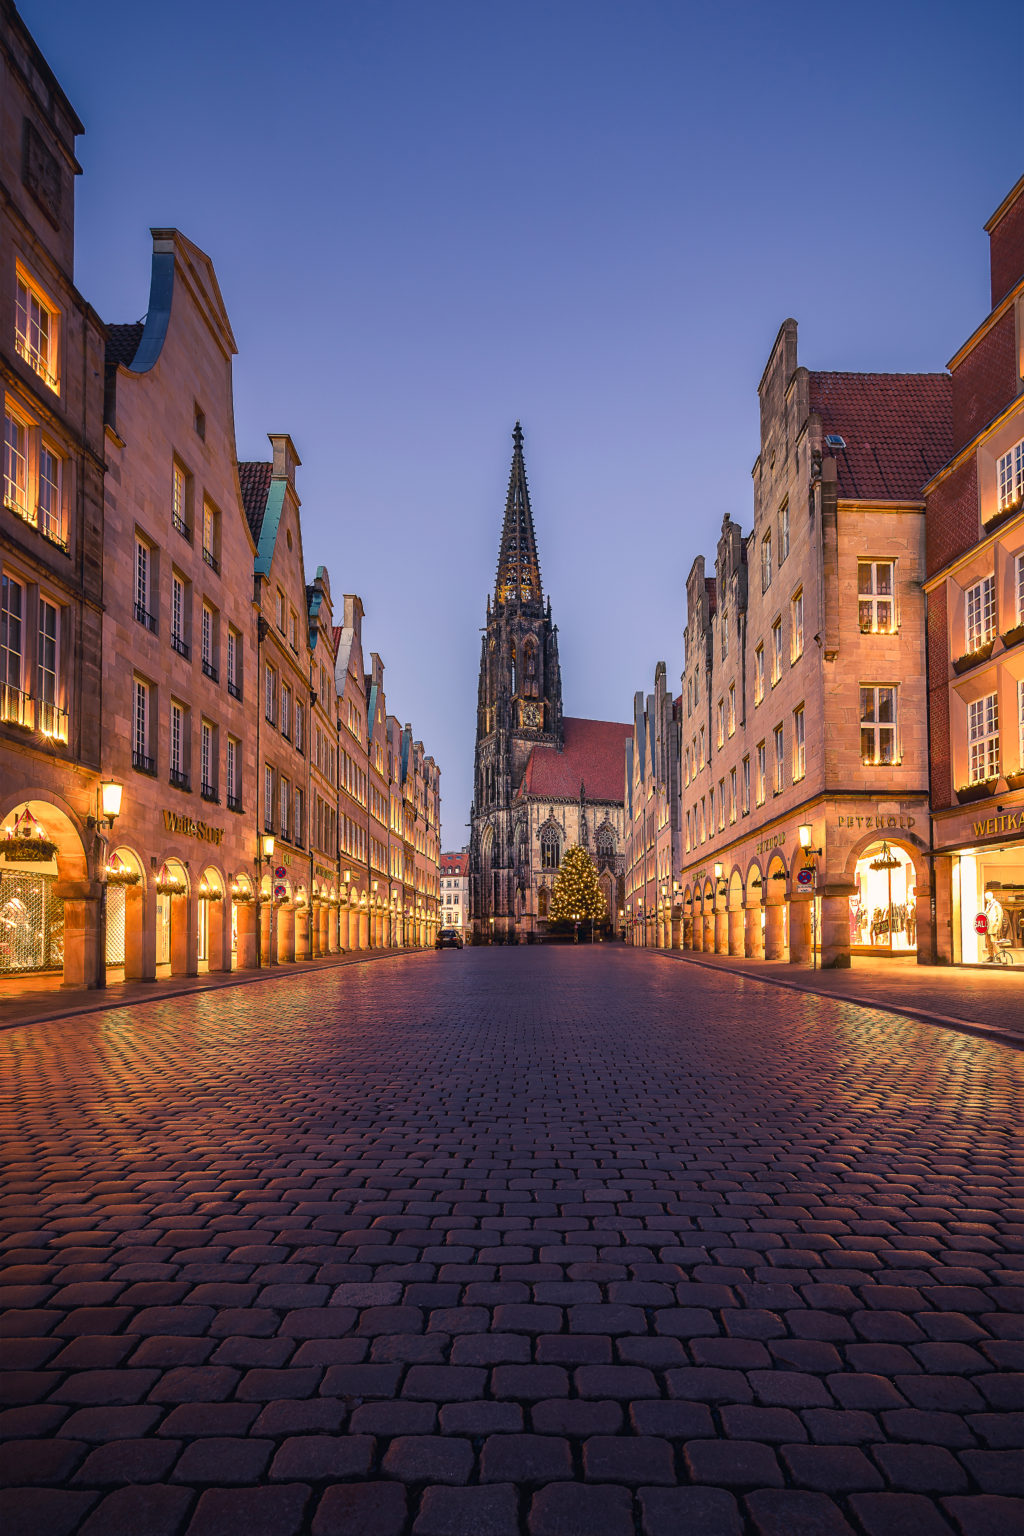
[{"x1": 0, "y1": 798, "x2": 95, "y2": 987}]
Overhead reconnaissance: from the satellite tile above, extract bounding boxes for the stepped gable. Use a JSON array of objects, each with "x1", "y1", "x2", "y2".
[
  {"x1": 238, "y1": 460, "x2": 273, "y2": 541},
  {"x1": 519, "y1": 716, "x2": 633, "y2": 803},
  {"x1": 809, "y1": 372, "x2": 952, "y2": 500}
]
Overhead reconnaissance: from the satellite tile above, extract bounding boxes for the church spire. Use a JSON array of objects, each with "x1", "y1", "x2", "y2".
[{"x1": 494, "y1": 421, "x2": 542, "y2": 608}]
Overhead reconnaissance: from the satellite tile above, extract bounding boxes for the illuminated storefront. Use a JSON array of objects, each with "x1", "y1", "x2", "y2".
[{"x1": 849, "y1": 841, "x2": 918, "y2": 953}]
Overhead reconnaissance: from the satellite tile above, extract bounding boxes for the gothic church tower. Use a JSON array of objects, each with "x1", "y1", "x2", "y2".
[{"x1": 470, "y1": 424, "x2": 562, "y2": 935}]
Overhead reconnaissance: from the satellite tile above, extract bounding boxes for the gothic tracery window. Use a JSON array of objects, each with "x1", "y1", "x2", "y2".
[{"x1": 540, "y1": 826, "x2": 561, "y2": 871}]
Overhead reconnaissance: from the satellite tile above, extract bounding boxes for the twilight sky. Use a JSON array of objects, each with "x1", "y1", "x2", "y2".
[{"x1": 27, "y1": 0, "x2": 1021, "y2": 850}]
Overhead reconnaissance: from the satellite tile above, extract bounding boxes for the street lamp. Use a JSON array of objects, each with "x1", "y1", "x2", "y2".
[
  {"x1": 798, "y1": 825, "x2": 823, "y2": 970},
  {"x1": 256, "y1": 834, "x2": 275, "y2": 968}
]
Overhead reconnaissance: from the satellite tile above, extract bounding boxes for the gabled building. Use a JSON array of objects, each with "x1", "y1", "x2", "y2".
[
  {"x1": 333, "y1": 594, "x2": 372, "y2": 947},
  {"x1": 924, "y1": 175, "x2": 1024, "y2": 964},
  {"x1": 307, "y1": 565, "x2": 341, "y2": 953},
  {"x1": 439, "y1": 848, "x2": 469, "y2": 937},
  {"x1": 624, "y1": 663, "x2": 682, "y2": 947},
  {"x1": 469, "y1": 424, "x2": 631, "y2": 939}
]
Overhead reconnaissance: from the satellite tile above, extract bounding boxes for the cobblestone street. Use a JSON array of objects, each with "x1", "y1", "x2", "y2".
[{"x1": 1, "y1": 948, "x2": 1022, "y2": 1536}]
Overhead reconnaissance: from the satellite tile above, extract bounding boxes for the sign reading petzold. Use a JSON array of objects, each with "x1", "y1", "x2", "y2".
[{"x1": 162, "y1": 809, "x2": 224, "y2": 845}]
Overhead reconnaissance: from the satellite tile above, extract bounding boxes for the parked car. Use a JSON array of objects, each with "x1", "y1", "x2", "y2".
[{"x1": 435, "y1": 928, "x2": 463, "y2": 949}]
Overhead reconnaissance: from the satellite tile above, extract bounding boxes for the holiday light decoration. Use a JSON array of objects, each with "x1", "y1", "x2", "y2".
[{"x1": 548, "y1": 844, "x2": 607, "y2": 925}]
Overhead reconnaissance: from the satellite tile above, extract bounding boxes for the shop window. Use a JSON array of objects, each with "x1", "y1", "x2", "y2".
[
  {"x1": 858, "y1": 562, "x2": 895, "y2": 633},
  {"x1": 860, "y1": 684, "x2": 898, "y2": 765},
  {"x1": 957, "y1": 854, "x2": 1024, "y2": 965},
  {"x1": 793, "y1": 705, "x2": 806, "y2": 781},
  {"x1": 754, "y1": 645, "x2": 764, "y2": 705},
  {"x1": 171, "y1": 460, "x2": 192, "y2": 540},
  {"x1": 15, "y1": 269, "x2": 59, "y2": 393},
  {"x1": 0, "y1": 868, "x2": 63, "y2": 974},
  {"x1": 773, "y1": 724, "x2": 785, "y2": 793},
  {"x1": 791, "y1": 589, "x2": 804, "y2": 661},
  {"x1": 968, "y1": 692, "x2": 999, "y2": 783},
  {"x1": 849, "y1": 842, "x2": 917, "y2": 953},
  {"x1": 965, "y1": 575, "x2": 996, "y2": 653},
  {"x1": 997, "y1": 437, "x2": 1024, "y2": 511}
]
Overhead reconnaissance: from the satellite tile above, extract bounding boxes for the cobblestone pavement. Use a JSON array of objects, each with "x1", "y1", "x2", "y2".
[
  {"x1": 658, "y1": 950, "x2": 1024, "y2": 1042},
  {"x1": 1, "y1": 948, "x2": 1022, "y2": 1536}
]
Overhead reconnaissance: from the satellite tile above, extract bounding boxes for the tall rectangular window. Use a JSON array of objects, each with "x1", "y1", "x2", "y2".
[
  {"x1": 264, "y1": 764, "x2": 274, "y2": 832},
  {"x1": 201, "y1": 605, "x2": 217, "y2": 680},
  {"x1": 771, "y1": 619, "x2": 783, "y2": 685},
  {"x1": 15, "y1": 273, "x2": 58, "y2": 391},
  {"x1": 134, "y1": 538, "x2": 156, "y2": 630},
  {"x1": 280, "y1": 777, "x2": 290, "y2": 839},
  {"x1": 728, "y1": 682, "x2": 736, "y2": 736},
  {"x1": 762, "y1": 531, "x2": 773, "y2": 591},
  {"x1": 754, "y1": 645, "x2": 764, "y2": 705},
  {"x1": 202, "y1": 502, "x2": 219, "y2": 573},
  {"x1": 997, "y1": 438, "x2": 1024, "y2": 511},
  {"x1": 699, "y1": 727, "x2": 705, "y2": 768},
  {"x1": 718, "y1": 777, "x2": 726, "y2": 830},
  {"x1": 707, "y1": 784, "x2": 714, "y2": 835},
  {"x1": 170, "y1": 701, "x2": 188, "y2": 787},
  {"x1": 227, "y1": 627, "x2": 241, "y2": 698},
  {"x1": 4, "y1": 413, "x2": 28, "y2": 519},
  {"x1": 226, "y1": 735, "x2": 240, "y2": 810},
  {"x1": 729, "y1": 766, "x2": 737, "y2": 823},
  {"x1": 201, "y1": 720, "x2": 215, "y2": 799},
  {"x1": 793, "y1": 705, "x2": 806, "y2": 781},
  {"x1": 968, "y1": 693, "x2": 999, "y2": 783},
  {"x1": 965, "y1": 575, "x2": 996, "y2": 652},
  {"x1": 171, "y1": 575, "x2": 188, "y2": 657},
  {"x1": 755, "y1": 742, "x2": 766, "y2": 805},
  {"x1": 295, "y1": 786, "x2": 304, "y2": 847},
  {"x1": 281, "y1": 683, "x2": 292, "y2": 740},
  {"x1": 1019, "y1": 679, "x2": 1024, "y2": 770},
  {"x1": 1016, "y1": 553, "x2": 1024, "y2": 625},
  {"x1": 265, "y1": 664, "x2": 276, "y2": 723},
  {"x1": 716, "y1": 699, "x2": 724, "y2": 748},
  {"x1": 721, "y1": 615, "x2": 729, "y2": 660},
  {"x1": 791, "y1": 589, "x2": 804, "y2": 661},
  {"x1": 860, "y1": 684, "x2": 898, "y2": 765},
  {"x1": 858, "y1": 561, "x2": 895, "y2": 633},
  {"x1": 779, "y1": 500, "x2": 790, "y2": 564},
  {"x1": 132, "y1": 678, "x2": 152, "y2": 772},
  {"x1": 37, "y1": 598, "x2": 63, "y2": 739},
  {"x1": 741, "y1": 755, "x2": 750, "y2": 815},
  {"x1": 1, "y1": 573, "x2": 26, "y2": 724},
  {"x1": 38, "y1": 446, "x2": 64, "y2": 548},
  {"x1": 773, "y1": 724, "x2": 785, "y2": 792},
  {"x1": 171, "y1": 461, "x2": 191, "y2": 538}
]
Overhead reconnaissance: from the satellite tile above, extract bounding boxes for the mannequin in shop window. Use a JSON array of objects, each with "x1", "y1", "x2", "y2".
[{"x1": 984, "y1": 889, "x2": 1007, "y2": 962}]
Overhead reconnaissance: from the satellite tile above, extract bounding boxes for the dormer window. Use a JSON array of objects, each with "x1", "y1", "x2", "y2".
[{"x1": 15, "y1": 270, "x2": 59, "y2": 393}]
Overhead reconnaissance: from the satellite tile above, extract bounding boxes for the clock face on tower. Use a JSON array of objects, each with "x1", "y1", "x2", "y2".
[{"x1": 520, "y1": 701, "x2": 544, "y2": 729}]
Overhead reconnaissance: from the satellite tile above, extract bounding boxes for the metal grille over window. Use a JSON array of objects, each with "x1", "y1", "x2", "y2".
[
  {"x1": 0, "y1": 871, "x2": 63, "y2": 973},
  {"x1": 105, "y1": 884, "x2": 126, "y2": 966}
]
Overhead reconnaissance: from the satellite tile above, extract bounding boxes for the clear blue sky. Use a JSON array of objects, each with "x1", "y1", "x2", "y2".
[{"x1": 26, "y1": 0, "x2": 1021, "y2": 849}]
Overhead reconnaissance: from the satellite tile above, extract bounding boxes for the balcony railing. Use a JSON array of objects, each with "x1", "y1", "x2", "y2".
[
  {"x1": 169, "y1": 767, "x2": 191, "y2": 792},
  {"x1": 15, "y1": 331, "x2": 59, "y2": 391},
  {"x1": 1, "y1": 684, "x2": 32, "y2": 728},
  {"x1": 202, "y1": 659, "x2": 218, "y2": 682},
  {"x1": 39, "y1": 514, "x2": 69, "y2": 554},
  {"x1": 171, "y1": 632, "x2": 190, "y2": 659},
  {"x1": 172, "y1": 512, "x2": 192, "y2": 541},
  {"x1": 132, "y1": 749, "x2": 156, "y2": 775},
  {"x1": 37, "y1": 700, "x2": 68, "y2": 742},
  {"x1": 227, "y1": 679, "x2": 242, "y2": 700},
  {"x1": 134, "y1": 602, "x2": 158, "y2": 634},
  {"x1": 4, "y1": 492, "x2": 34, "y2": 528},
  {"x1": 200, "y1": 782, "x2": 219, "y2": 803},
  {"x1": 227, "y1": 792, "x2": 243, "y2": 813},
  {"x1": 202, "y1": 546, "x2": 220, "y2": 574}
]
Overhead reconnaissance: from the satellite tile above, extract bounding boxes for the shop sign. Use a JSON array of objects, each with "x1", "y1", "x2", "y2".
[
  {"x1": 974, "y1": 913, "x2": 989, "y2": 935},
  {"x1": 835, "y1": 813, "x2": 916, "y2": 830},
  {"x1": 162, "y1": 810, "x2": 223, "y2": 845},
  {"x1": 315, "y1": 864, "x2": 333, "y2": 882},
  {"x1": 969, "y1": 810, "x2": 1022, "y2": 840},
  {"x1": 756, "y1": 833, "x2": 786, "y2": 855}
]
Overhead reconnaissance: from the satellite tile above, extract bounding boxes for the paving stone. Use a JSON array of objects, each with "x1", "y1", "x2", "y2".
[
  {"x1": 311, "y1": 1482, "x2": 407, "y2": 1536},
  {"x1": 72, "y1": 1437, "x2": 180, "y2": 1485},
  {"x1": 412, "y1": 1482, "x2": 519, "y2": 1536},
  {"x1": 269, "y1": 1435, "x2": 375, "y2": 1481},
  {"x1": 781, "y1": 1441, "x2": 884, "y2": 1491},
  {"x1": 583, "y1": 1434, "x2": 674, "y2": 1484},
  {"x1": 939, "y1": 1495, "x2": 1024, "y2": 1535},
  {"x1": 532, "y1": 1398, "x2": 622, "y2": 1435},
  {"x1": 381, "y1": 1434, "x2": 474, "y2": 1483},
  {"x1": 185, "y1": 1484, "x2": 310, "y2": 1535},
  {"x1": 871, "y1": 1443, "x2": 969, "y2": 1493},
  {"x1": 684, "y1": 1437, "x2": 783, "y2": 1487},
  {"x1": 744, "y1": 1488, "x2": 857, "y2": 1535},
  {"x1": 172, "y1": 1436, "x2": 275, "y2": 1484},
  {"x1": 639, "y1": 1486, "x2": 743, "y2": 1536},
  {"x1": 0, "y1": 1488, "x2": 98, "y2": 1536},
  {"x1": 78, "y1": 1485, "x2": 194, "y2": 1536},
  {"x1": 848, "y1": 1491, "x2": 957, "y2": 1535},
  {"x1": 528, "y1": 1481, "x2": 634, "y2": 1535},
  {"x1": 479, "y1": 1432, "x2": 572, "y2": 1483}
]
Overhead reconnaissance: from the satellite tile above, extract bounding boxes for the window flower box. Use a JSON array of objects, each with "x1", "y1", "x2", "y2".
[
  {"x1": 983, "y1": 495, "x2": 1023, "y2": 534},
  {"x1": 155, "y1": 876, "x2": 186, "y2": 896},
  {"x1": 3, "y1": 833, "x2": 58, "y2": 862},
  {"x1": 956, "y1": 779, "x2": 998, "y2": 805},
  {"x1": 952, "y1": 640, "x2": 995, "y2": 675},
  {"x1": 1004, "y1": 770, "x2": 1024, "y2": 793},
  {"x1": 1000, "y1": 621, "x2": 1024, "y2": 650}
]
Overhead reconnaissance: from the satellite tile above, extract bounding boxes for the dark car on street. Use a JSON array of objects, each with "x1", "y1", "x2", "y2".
[{"x1": 435, "y1": 928, "x2": 463, "y2": 949}]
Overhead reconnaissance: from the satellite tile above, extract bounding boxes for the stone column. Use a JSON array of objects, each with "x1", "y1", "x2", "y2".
[
  {"x1": 208, "y1": 896, "x2": 229, "y2": 972},
  {"x1": 125, "y1": 883, "x2": 152, "y2": 980},
  {"x1": 359, "y1": 908, "x2": 369, "y2": 949},
  {"x1": 691, "y1": 913, "x2": 703, "y2": 951},
  {"x1": 821, "y1": 890, "x2": 853, "y2": 969},
  {"x1": 235, "y1": 902, "x2": 258, "y2": 970},
  {"x1": 703, "y1": 913, "x2": 715, "y2": 951},
  {"x1": 764, "y1": 902, "x2": 787, "y2": 960},
  {"x1": 789, "y1": 897, "x2": 812, "y2": 964},
  {"x1": 714, "y1": 910, "x2": 729, "y2": 954},
  {"x1": 728, "y1": 908, "x2": 744, "y2": 956},
  {"x1": 58, "y1": 887, "x2": 102, "y2": 989},
  {"x1": 295, "y1": 904, "x2": 310, "y2": 960},
  {"x1": 260, "y1": 901, "x2": 274, "y2": 964},
  {"x1": 914, "y1": 889, "x2": 934, "y2": 965},
  {"x1": 172, "y1": 891, "x2": 196, "y2": 977},
  {"x1": 744, "y1": 902, "x2": 763, "y2": 959},
  {"x1": 278, "y1": 904, "x2": 296, "y2": 963}
]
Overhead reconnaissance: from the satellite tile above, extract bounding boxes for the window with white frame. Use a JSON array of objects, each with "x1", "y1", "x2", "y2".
[
  {"x1": 170, "y1": 700, "x2": 188, "y2": 787},
  {"x1": 264, "y1": 764, "x2": 274, "y2": 832},
  {"x1": 730, "y1": 767, "x2": 737, "y2": 823},
  {"x1": 773, "y1": 724, "x2": 785, "y2": 793},
  {"x1": 728, "y1": 683, "x2": 736, "y2": 736},
  {"x1": 762, "y1": 531, "x2": 773, "y2": 591},
  {"x1": 755, "y1": 742, "x2": 766, "y2": 806},
  {"x1": 858, "y1": 561, "x2": 896, "y2": 633},
  {"x1": 860, "y1": 684, "x2": 898, "y2": 765},
  {"x1": 965, "y1": 575, "x2": 996, "y2": 653},
  {"x1": 718, "y1": 777, "x2": 726, "y2": 830},
  {"x1": 265, "y1": 663, "x2": 276, "y2": 724},
  {"x1": 4, "y1": 412, "x2": 28, "y2": 521},
  {"x1": 771, "y1": 619, "x2": 783, "y2": 685},
  {"x1": 281, "y1": 683, "x2": 291, "y2": 739},
  {"x1": 996, "y1": 438, "x2": 1024, "y2": 511},
  {"x1": 201, "y1": 719, "x2": 216, "y2": 799},
  {"x1": 134, "y1": 537, "x2": 156, "y2": 631},
  {"x1": 37, "y1": 598, "x2": 63, "y2": 739},
  {"x1": 38, "y1": 445, "x2": 64, "y2": 548},
  {"x1": 132, "y1": 677, "x2": 153, "y2": 771},
  {"x1": 1, "y1": 572, "x2": 26, "y2": 724},
  {"x1": 226, "y1": 735, "x2": 240, "y2": 809},
  {"x1": 296, "y1": 701, "x2": 304, "y2": 753},
  {"x1": 1016, "y1": 553, "x2": 1024, "y2": 626},
  {"x1": 779, "y1": 500, "x2": 790, "y2": 564},
  {"x1": 1019, "y1": 679, "x2": 1024, "y2": 771},
  {"x1": 171, "y1": 460, "x2": 191, "y2": 539},
  {"x1": 754, "y1": 644, "x2": 764, "y2": 705},
  {"x1": 202, "y1": 502, "x2": 220, "y2": 574},
  {"x1": 15, "y1": 271, "x2": 59, "y2": 392},
  {"x1": 201, "y1": 605, "x2": 217, "y2": 680},
  {"x1": 791, "y1": 589, "x2": 804, "y2": 661},
  {"x1": 716, "y1": 699, "x2": 724, "y2": 749},
  {"x1": 742, "y1": 755, "x2": 750, "y2": 815},
  {"x1": 227, "y1": 627, "x2": 241, "y2": 698},
  {"x1": 968, "y1": 693, "x2": 999, "y2": 783},
  {"x1": 793, "y1": 705, "x2": 806, "y2": 781},
  {"x1": 280, "y1": 778, "x2": 290, "y2": 841}
]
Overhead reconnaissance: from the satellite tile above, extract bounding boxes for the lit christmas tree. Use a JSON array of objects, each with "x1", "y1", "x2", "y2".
[{"x1": 548, "y1": 845, "x2": 607, "y2": 924}]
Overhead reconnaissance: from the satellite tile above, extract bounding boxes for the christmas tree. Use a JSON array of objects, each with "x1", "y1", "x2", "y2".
[{"x1": 548, "y1": 845, "x2": 607, "y2": 924}]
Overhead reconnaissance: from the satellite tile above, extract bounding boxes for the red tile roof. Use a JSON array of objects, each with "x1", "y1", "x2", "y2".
[
  {"x1": 809, "y1": 372, "x2": 952, "y2": 501},
  {"x1": 105, "y1": 322, "x2": 144, "y2": 370},
  {"x1": 238, "y1": 460, "x2": 273, "y2": 540},
  {"x1": 518, "y1": 717, "x2": 632, "y2": 803},
  {"x1": 441, "y1": 851, "x2": 468, "y2": 875}
]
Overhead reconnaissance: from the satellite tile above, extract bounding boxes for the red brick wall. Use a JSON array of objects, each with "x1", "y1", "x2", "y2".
[
  {"x1": 989, "y1": 187, "x2": 1024, "y2": 306},
  {"x1": 925, "y1": 456, "x2": 978, "y2": 577},
  {"x1": 951, "y1": 310, "x2": 1017, "y2": 454},
  {"x1": 927, "y1": 585, "x2": 952, "y2": 810}
]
